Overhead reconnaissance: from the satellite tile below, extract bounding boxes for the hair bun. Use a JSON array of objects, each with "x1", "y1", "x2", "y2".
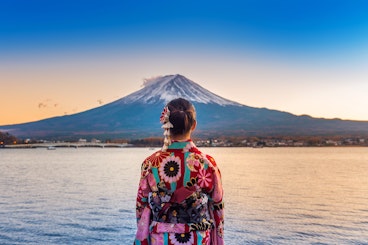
[{"x1": 166, "y1": 98, "x2": 196, "y2": 137}]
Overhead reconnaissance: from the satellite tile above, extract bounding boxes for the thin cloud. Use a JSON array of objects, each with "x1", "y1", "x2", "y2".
[
  {"x1": 38, "y1": 99, "x2": 59, "y2": 109},
  {"x1": 38, "y1": 102, "x2": 47, "y2": 109},
  {"x1": 142, "y1": 75, "x2": 163, "y2": 87}
]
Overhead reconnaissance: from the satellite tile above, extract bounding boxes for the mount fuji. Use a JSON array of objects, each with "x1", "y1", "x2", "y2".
[{"x1": 1, "y1": 74, "x2": 368, "y2": 140}]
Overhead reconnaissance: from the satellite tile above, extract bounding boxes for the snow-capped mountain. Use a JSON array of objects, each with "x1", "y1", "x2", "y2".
[
  {"x1": 1, "y1": 74, "x2": 368, "y2": 140},
  {"x1": 119, "y1": 74, "x2": 241, "y2": 106}
]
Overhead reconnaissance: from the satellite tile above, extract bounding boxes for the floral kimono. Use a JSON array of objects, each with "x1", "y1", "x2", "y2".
[{"x1": 134, "y1": 140, "x2": 224, "y2": 245}]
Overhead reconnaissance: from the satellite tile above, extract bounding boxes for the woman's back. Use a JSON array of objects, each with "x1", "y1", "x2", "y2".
[{"x1": 133, "y1": 98, "x2": 224, "y2": 245}]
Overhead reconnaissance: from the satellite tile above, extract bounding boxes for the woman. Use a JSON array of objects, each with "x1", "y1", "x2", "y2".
[{"x1": 134, "y1": 98, "x2": 224, "y2": 245}]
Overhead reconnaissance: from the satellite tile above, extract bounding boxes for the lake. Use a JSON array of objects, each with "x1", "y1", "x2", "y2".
[{"x1": 1, "y1": 147, "x2": 367, "y2": 244}]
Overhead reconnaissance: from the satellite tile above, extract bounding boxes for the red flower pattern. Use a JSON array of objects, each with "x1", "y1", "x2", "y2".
[
  {"x1": 197, "y1": 168, "x2": 212, "y2": 188},
  {"x1": 146, "y1": 151, "x2": 171, "y2": 167}
]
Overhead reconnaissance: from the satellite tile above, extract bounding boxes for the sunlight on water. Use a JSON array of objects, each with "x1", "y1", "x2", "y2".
[
  {"x1": 205, "y1": 147, "x2": 368, "y2": 244},
  {"x1": 0, "y1": 147, "x2": 367, "y2": 244}
]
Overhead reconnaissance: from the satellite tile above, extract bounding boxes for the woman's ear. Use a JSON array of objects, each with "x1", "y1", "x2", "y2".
[{"x1": 191, "y1": 120, "x2": 197, "y2": 132}]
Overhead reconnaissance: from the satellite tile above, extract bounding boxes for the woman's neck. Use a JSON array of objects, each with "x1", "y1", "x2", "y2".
[{"x1": 171, "y1": 132, "x2": 191, "y2": 142}]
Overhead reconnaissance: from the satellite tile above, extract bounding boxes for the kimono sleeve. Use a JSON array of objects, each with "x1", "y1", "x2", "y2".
[
  {"x1": 207, "y1": 155, "x2": 225, "y2": 245},
  {"x1": 134, "y1": 160, "x2": 152, "y2": 245}
]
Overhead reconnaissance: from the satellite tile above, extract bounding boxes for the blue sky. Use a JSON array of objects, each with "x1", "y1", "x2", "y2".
[
  {"x1": 2, "y1": 0, "x2": 368, "y2": 55},
  {"x1": 1, "y1": 0, "x2": 368, "y2": 124}
]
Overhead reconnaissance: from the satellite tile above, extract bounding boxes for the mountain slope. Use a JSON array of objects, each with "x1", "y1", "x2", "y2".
[
  {"x1": 119, "y1": 74, "x2": 242, "y2": 106},
  {"x1": 1, "y1": 74, "x2": 368, "y2": 139}
]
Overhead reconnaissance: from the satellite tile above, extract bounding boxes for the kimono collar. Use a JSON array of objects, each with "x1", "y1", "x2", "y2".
[{"x1": 168, "y1": 139, "x2": 195, "y2": 149}]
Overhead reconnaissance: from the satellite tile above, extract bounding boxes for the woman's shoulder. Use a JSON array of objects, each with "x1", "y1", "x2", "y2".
[
  {"x1": 187, "y1": 146, "x2": 218, "y2": 169},
  {"x1": 203, "y1": 153, "x2": 218, "y2": 168},
  {"x1": 143, "y1": 150, "x2": 171, "y2": 168}
]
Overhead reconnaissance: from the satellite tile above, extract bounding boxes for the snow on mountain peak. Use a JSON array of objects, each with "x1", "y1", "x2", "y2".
[{"x1": 121, "y1": 74, "x2": 242, "y2": 106}]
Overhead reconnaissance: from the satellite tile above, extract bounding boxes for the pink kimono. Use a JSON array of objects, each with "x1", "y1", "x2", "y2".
[{"x1": 134, "y1": 140, "x2": 224, "y2": 245}]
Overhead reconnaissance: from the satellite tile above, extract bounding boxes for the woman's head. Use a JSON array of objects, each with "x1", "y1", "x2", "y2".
[{"x1": 166, "y1": 98, "x2": 196, "y2": 137}]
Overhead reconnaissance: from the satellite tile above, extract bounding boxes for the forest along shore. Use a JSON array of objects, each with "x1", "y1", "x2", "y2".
[{"x1": 2, "y1": 136, "x2": 368, "y2": 149}]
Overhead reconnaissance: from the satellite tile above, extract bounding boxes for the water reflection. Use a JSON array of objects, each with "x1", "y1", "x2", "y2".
[
  {"x1": 0, "y1": 147, "x2": 367, "y2": 244},
  {"x1": 205, "y1": 147, "x2": 368, "y2": 244}
]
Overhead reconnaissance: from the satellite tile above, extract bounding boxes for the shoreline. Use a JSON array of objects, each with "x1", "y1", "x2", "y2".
[{"x1": 1, "y1": 144, "x2": 367, "y2": 149}]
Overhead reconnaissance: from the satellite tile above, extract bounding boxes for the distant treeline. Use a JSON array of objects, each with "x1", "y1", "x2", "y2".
[
  {"x1": 2, "y1": 131, "x2": 367, "y2": 147},
  {"x1": 0, "y1": 131, "x2": 18, "y2": 146},
  {"x1": 119, "y1": 135, "x2": 368, "y2": 147},
  {"x1": 125, "y1": 137, "x2": 163, "y2": 147}
]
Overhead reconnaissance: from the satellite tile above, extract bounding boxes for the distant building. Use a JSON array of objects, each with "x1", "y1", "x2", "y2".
[{"x1": 91, "y1": 138, "x2": 101, "y2": 143}]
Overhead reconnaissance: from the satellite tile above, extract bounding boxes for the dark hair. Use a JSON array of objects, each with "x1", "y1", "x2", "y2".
[{"x1": 167, "y1": 98, "x2": 196, "y2": 136}]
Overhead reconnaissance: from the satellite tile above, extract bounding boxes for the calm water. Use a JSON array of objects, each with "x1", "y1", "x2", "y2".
[{"x1": 0, "y1": 147, "x2": 367, "y2": 244}]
